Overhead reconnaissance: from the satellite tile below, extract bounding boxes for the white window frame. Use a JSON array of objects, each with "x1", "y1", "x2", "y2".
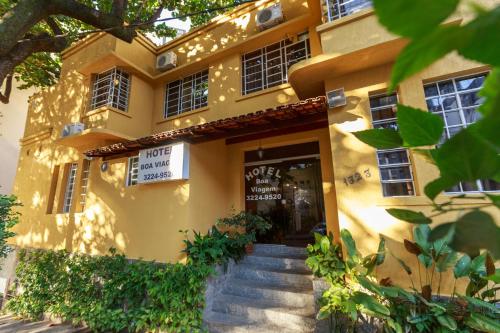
[
  {"x1": 241, "y1": 36, "x2": 310, "y2": 95},
  {"x1": 126, "y1": 156, "x2": 139, "y2": 187},
  {"x1": 164, "y1": 69, "x2": 209, "y2": 118},
  {"x1": 369, "y1": 93, "x2": 416, "y2": 197},
  {"x1": 63, "y1": 163, "x2": 78, "y2": 213},
  {"x1": 423, "y1": 72, "x2": 498, "y2": 194},
  {"x1": 79, "y1": 159, "x2": 91, "y2": 211},
  {"x1": 89, "y1": 68, "x2": 131, "y2": 112},
  {"x1": 325, "y1": 0, "x2": 372, "y2": 22}
]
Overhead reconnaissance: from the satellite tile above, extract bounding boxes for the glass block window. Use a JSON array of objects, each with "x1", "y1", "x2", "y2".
[
  {"x1": 63, "y1": 163, "x2": 78, "y2": 213},
  {"x1": 325, "y1": 0, "x2": 372, "y2": 22},
  {"x1": 424, "y1": 73, "x2": 499, "y2": 193},
  {"x1": 126, "y1": 156, "x2": 139, "y2": 186},
  {"x1": 242, "y1": 36, "x2": 310, "y2": 95},
  {"x1": 164, "y1": 69, "x2": 209, "y2": 118},
  {"x1": 79, "y1": 160, "x2": 91, "y2": 211},
  {"x1": 369, "y1": 93, "x2": 415, "y2": 197},
  {"x1": 89, "y1": 68, "x2": 130, "y2": 112}
]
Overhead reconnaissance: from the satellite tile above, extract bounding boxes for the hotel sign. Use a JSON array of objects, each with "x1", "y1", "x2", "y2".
[{"x1": 137, "y1": 142, "x2": 189, "y2": 184}]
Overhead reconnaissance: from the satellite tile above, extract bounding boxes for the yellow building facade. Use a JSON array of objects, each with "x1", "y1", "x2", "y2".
[{"x1": 12, "y1": 0, "x2": 498, "y2": 289}]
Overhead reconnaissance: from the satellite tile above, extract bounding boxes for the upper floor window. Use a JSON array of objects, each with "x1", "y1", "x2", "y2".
[
  {"x1": 78, "y1": 159, "x2": 91, "y2": 211},
  {"x1": 424, "y1": 73, "x2": 499, "y2": 193},
  {"x1": 164, "y1": 69, "x2": 209, "y2": 118},
  {"x1": 126, "y1": 156, "x2": 139, "y2": 186},
  {"x1": 369, "y1": 93, "x2": 415, "y2": 197},
  {"x1": 325, "y1": 0, "x2": 372, "y2": 22},
  {"x1": 241, "y1": 35, "x2": 310, "y2": 95},
  {"x1": 90, "y1": 68, "x2": 131, "y2": 112}
]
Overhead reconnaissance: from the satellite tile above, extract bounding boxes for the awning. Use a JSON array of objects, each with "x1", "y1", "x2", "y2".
[{"x1": 85, "y1": 96, "x2": 328, "y2": 158}]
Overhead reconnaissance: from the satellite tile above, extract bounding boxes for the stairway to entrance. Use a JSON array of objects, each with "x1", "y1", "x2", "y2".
[{"x1": 203, "y1": 244, "x2": 316, "y2": 333}]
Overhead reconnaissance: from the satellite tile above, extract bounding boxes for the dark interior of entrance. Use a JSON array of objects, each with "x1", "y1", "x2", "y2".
[{"x1": 245, "y1": 142, "x2": 326, "y2": 247}]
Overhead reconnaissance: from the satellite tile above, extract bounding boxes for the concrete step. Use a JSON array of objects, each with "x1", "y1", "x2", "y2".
[
  {"x1": 234, "y1": 265, "x2": 313, "y2": 288},
  {"x1": 242, "y1": 254, "x2": 310, "y2": 272},
  {"x1": 204, "y1": 311, "x2": 314, "y2": 333},
  {"x1": 212, "y1": 294, "x2": 316, "y2": 331},
  {"x1": 253, "y1": 244, "x2": 307, "y2": 258},
  {"x1": 224, "y1": 278, "x2": 315, "y2": 308}
]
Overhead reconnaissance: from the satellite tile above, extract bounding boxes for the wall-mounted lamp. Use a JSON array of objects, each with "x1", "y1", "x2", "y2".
[{"x1": 100, "y1": 161, "x2": 108, "y2": 172}]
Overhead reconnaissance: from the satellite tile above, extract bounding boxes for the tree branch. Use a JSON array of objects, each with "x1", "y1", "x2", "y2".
[
  {"x1": 0, "y1": 75, "x2": 13, "y2": 104},
  {"x1": 111, "y1": 0, "x2": 128, "y2": 19},
  {"x1": 45, "y1": 17, "x2": 63, "y2": 36}
]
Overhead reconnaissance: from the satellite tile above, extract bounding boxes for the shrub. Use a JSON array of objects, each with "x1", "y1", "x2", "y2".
[
  {"x1": 6, "y1": 248, "x2": 212, "y2": 332},
  {"x1": 307, "y1": 228, "x2": 500, "y2": 333},
  {"x1": 216, "y1": 211, "x2": 271, "y2": 243},
  {"x1": 0, "y1": 195, "x2": 20, "y2": 261}
]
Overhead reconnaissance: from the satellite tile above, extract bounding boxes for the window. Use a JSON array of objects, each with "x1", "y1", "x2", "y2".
[
  {"x1": 324, "y1": 0, "x2": 372, "y2": 22},
  {"x1": 89, "y1": 68, "x2": 130, "y2": 112},
  {"x1": 126, "y1": 156, "x2": 139, "y2": 186},
  {"x1": 62, "y1": 163, "x2": 78, "y2": 213},
  {"x1": 241, "y1": 35, "x2": 310, "y2": 95},
  {"x1": 164, "y1": 69, "x2": 209, "y2": 118},
  {"x1": 369, "y1": 93, "x2": 415, "y2": 197},
  {"x1": 78, "y1": 160, "x2": 91, "y2": 211},
  {"x1": 424, "y1": 73, "x2": 499, "y2": 193}
]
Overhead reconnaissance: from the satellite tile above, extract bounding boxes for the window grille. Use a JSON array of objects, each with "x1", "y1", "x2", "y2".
[
  {"x1": 241, "y1": 37, "x2": 310, "y2": 95},
  {"x1": 324, "y1": 0, "x2": 372, "y2": 22},
  {"x1": 369, "y1": 93, "x2": 415, "y2": 197},
  {"x1": 164, "y1": 69, "x2": 209, "y2": 118},
  {"x1": 424, "y1": 73, "x2": 499, "y2": 193},
  {"x1": 127, "y1": 156, "x2": 139, "y2": 186},
  {"x1": 63, "y1": 163, "x2": 78, "y2": 213},
  {"x1": 79, "y1": 160, "x2": 91, "y2": 211},
  {"x1": 89, "y1": 68, "x2": 130, "y2": 112}
]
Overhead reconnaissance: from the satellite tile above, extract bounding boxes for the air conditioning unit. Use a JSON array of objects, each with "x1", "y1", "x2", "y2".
[
  {"x1": 256, "y1": 3, "x2": 284, "y2": 31},
  {"x1": 327, "y1": 88, "x2": 347, "y2": 108},
  {"x1": 156, "y1": 51, "x2": 177, "y2": 72},
  {"x1": 61, "y1": 122, "x2": 84, "y2": 138}
]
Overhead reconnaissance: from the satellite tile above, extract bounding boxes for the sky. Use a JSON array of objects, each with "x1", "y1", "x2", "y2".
[{"x1": 147, "y1": 10, "x2": 192, "y2": 46}]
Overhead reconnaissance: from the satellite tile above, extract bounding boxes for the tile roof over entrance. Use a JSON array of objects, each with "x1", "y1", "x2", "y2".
[{"x1": 85, "y1": 96, "x2": 328, "y2": 158}]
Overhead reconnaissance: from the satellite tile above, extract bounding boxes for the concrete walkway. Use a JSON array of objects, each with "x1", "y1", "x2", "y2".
[{"x1": 0, "y1": 315, "x2": 89, "y2": 333}]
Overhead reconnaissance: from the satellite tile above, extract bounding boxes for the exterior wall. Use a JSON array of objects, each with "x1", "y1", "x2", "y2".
[
  {"x1": 324, "y1": 55, "x2": 497, "y2": 293},
  {"x1": 0, "y1": 82, "x2": 35, "y2": 194},
  {"x1": 9, "y1": 0, "x2": 499, "y2": 285}
]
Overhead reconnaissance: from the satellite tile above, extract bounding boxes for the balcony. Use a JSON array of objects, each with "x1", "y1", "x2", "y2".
[{"x1": 322, "y1": 0, "x2": 372, "y2": 23}]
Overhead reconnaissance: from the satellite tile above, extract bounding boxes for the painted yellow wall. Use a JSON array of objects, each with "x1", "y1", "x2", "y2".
[{"x1": 10, "y1": 0, "x2": 498, "y2": 290}]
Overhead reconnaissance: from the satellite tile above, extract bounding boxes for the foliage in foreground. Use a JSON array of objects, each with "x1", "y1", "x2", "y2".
[
  {"x1": 6, "y1": 214, "x2": 255, "y2": 332},
  {"x1": 352, "y1": 0, "x2": 500, "y2": 258},
  {"x1": 0, "y1": 195, "x2": 20, "y2": 261},
  {"x1": 307, "y1": 230, "x2": 500, "y2": 333}
]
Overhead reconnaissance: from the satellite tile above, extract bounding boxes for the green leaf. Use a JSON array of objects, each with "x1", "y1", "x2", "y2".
[
  {"x1": 436, "y1": 251, "x2": 458, "y2": 273},
  {"x1": 351, "y1": 291, "x2": 390, "y2": 316},
  {"x1": 437, "y1": 314, "x2": 458, "y2": 331},
  {"x1": 465, "y1": 313, "x2": 500, "y2": 333},
  {"x1": 414, "y1": 225, "x2": 431, "y2": 254},
  {"x1": 458, "y1": 7, "x2": 500, "y2": 67},
  {"x1": 390, "y1": 26, "x2": 461, "y2": 90},
  {"x1": 486, "y1": 193, "x2": 500, "y2": 209},
  {"x1": 478, "y1": 68, "x2": 500, "y2": 117},
  {"x1": 454, "y1": 254, "x2": 471, "y2": 278},
  {"x1": 433, "y1": 127, "x2": 500, "y2": 184},
  {"x1": 424, "y1": 176, "x2": 459, "y2": 201},
  {"x1": 486, "y1": 269, "x2": 500, "y2": 283},
  {"x1": 462, "y1": 296, "x2": 500, "y2": 314},
  {"x1": 429, "y1": 223, "x2": 455, "y2": 243},
  {"x1": 340, "y1": 229, "x2": 358, "y2": 259},
  {"x1": 376, "y1": 237, "x2": 386, "y2": 265},
  {"x1": 352, "y1": 128, "x2": 403, "y2": 149},
  {"x1": 396, "y1": 104, "x2": 444, "y2": 147},
  {"x1": 373, "y1": 0, "x2": 459, "y2": 38},
  {"x1": 386, "y1": 208, "x2": 431, "y2": 224},
  {"x1": 449, "y1": 211, "x2": 500, "y2": 258},
  {"x1": 320, "y1": 236, "x2": 330, "y2": 253},
  {"x1": 391, "y1": 253, "x2": 412, "y2": 275}
]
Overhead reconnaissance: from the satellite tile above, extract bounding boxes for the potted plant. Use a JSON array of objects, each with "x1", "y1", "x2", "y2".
[{"x1": 217, "y1": 211, "x2": 271, "y2": 254}]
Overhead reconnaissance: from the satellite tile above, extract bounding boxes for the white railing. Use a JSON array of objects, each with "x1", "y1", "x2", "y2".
[{"x1": 324, "y1": 0, "x2": 372, "y2": 22}]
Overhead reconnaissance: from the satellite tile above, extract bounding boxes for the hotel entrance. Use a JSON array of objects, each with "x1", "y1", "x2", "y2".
[{"x1": 244, "y1": 142, "x2": 326, "y2": 247}]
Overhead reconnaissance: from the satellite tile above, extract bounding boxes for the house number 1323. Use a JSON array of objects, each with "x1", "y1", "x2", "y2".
[{"x1": 343, "y1": 169, "x2": 371, "y2": 186}]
